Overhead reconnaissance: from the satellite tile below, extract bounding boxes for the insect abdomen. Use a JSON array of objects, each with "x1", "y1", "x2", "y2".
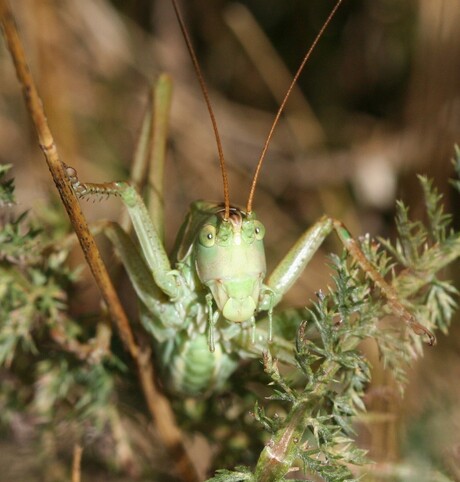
[{"x1": 160, "y1": 333, "x2": 238, "y2": 396}]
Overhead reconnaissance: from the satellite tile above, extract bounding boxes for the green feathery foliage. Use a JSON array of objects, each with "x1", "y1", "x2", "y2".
[{"x1": 0, "y1": 164, "x2": 127, "y2": 474}]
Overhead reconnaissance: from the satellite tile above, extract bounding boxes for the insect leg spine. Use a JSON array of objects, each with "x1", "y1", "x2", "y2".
[{"x1": 65, "y1": 164, "x2": 123, "y2": 199}]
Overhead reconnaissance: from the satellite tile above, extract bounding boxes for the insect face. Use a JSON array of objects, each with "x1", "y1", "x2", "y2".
[{"x1": 194, "y1": 209, "x2": 266, "y2": 322}]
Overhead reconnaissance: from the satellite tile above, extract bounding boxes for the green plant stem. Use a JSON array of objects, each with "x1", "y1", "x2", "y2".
[{"x1": 255, "y1": 357, "x2": 343, "y2": 481}]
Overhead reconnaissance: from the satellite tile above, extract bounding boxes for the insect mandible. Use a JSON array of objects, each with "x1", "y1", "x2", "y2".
[{"x1": 64, "y1": 0, "x2": 435, "y2": 396}]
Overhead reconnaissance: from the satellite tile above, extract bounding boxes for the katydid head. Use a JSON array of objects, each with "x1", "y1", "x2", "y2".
[{"x1": 194, "y1": 207, "x2": 266, "y2": 322}]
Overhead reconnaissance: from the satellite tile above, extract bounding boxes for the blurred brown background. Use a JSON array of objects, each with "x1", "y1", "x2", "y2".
[{"x1": 1, "y1": 0, "x2": 460, "y2": 480}]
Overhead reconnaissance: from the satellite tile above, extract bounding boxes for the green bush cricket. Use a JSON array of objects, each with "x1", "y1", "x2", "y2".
[{"x1": 62, "y1": 0, "x2": 435, "y2": 397}]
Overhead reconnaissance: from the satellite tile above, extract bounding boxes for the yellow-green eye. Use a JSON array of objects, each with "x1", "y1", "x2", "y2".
[
  {"x1": 199, "y1": 224, "x2": 216, "y2": 247},
  {"x1": 254, "y1": 220, "x2": 265, "y2": 240}
]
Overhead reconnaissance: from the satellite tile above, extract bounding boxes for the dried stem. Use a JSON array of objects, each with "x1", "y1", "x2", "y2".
[
  {"x1": 0, "y1": 0, "x2": 137, "y2": 359},
  {"x1": 72, "y1": 444, "x2": 83, "y2": 482},
  {"x1": 0, "y1": 2, "x2": 199, "y2": 481},
  {"x1": 49, "y1": 317, "x2": 110, "y2": 363}
]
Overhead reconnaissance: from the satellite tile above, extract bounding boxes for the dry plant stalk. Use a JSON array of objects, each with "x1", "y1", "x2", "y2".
[
  {"x1": 0, "y1": 2, "x2": 199, "y2": 481},
  {"x1": 72, "y1": 444, "x2": 83, "y2": 482}
]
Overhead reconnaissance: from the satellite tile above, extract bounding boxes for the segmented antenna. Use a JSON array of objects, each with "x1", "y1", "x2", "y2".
[
  {"x1": 171, "y1": 0, "x2": 231, "y2": 220},
  {"x1": 246, "y1": 0, "x2": 343, "y2": 213}
]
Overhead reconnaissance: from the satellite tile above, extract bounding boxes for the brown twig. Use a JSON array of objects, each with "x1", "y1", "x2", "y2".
[
  {"x1": 0, "y1": 2, "x2": 199, "y2": 481},
  {"x1": 72, "y1": 444, "x2": 83, "y2": 482},
  {"x1": 49, "y1": 314, "x2": 111, "y2": 363},
  {"x1": 0, "y1": 1, "x2": 137, "y2": 359}
]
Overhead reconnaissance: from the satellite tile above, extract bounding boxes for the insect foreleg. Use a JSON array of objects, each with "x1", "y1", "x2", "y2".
[
  {"x1": 100, "y1": 221, "x2": 186, "y2": 340},
  {"x1": 260, "y1": 215, "x2": 435, "y2": 345},
  {"x1": 66, "y1": 166, "x2": 181, "y2": 301},
  {"x1": 261, "y1": 215, "x2": 334, "y2": 307}
]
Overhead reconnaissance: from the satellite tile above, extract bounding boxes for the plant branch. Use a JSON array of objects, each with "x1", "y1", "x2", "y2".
[
  {"x1": 71, "y1": 444, "x2": 83, "y2": 482},
  {"x1": 0, "y1": 0, "x2": 137, "y2": 359},
  {"x1": 254, "y1": 355, "x2": 342, "y2": 481}
]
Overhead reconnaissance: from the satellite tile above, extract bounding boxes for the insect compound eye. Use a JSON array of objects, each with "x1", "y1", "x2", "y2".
[
  {"x1": 254, "y1": 220, "x2": 265, "y2": 240},
  {"x1": 199, "y1": 224, "x2": 217, "y2": 247}
]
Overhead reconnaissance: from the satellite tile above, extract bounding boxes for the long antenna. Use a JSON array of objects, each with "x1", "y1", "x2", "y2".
[
  {"x1": 246, "y1": 0, "x2": 343, "y2": 213},
  {"x1": 171, "y1": 0, "x2": 230, "y2": 220}
]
